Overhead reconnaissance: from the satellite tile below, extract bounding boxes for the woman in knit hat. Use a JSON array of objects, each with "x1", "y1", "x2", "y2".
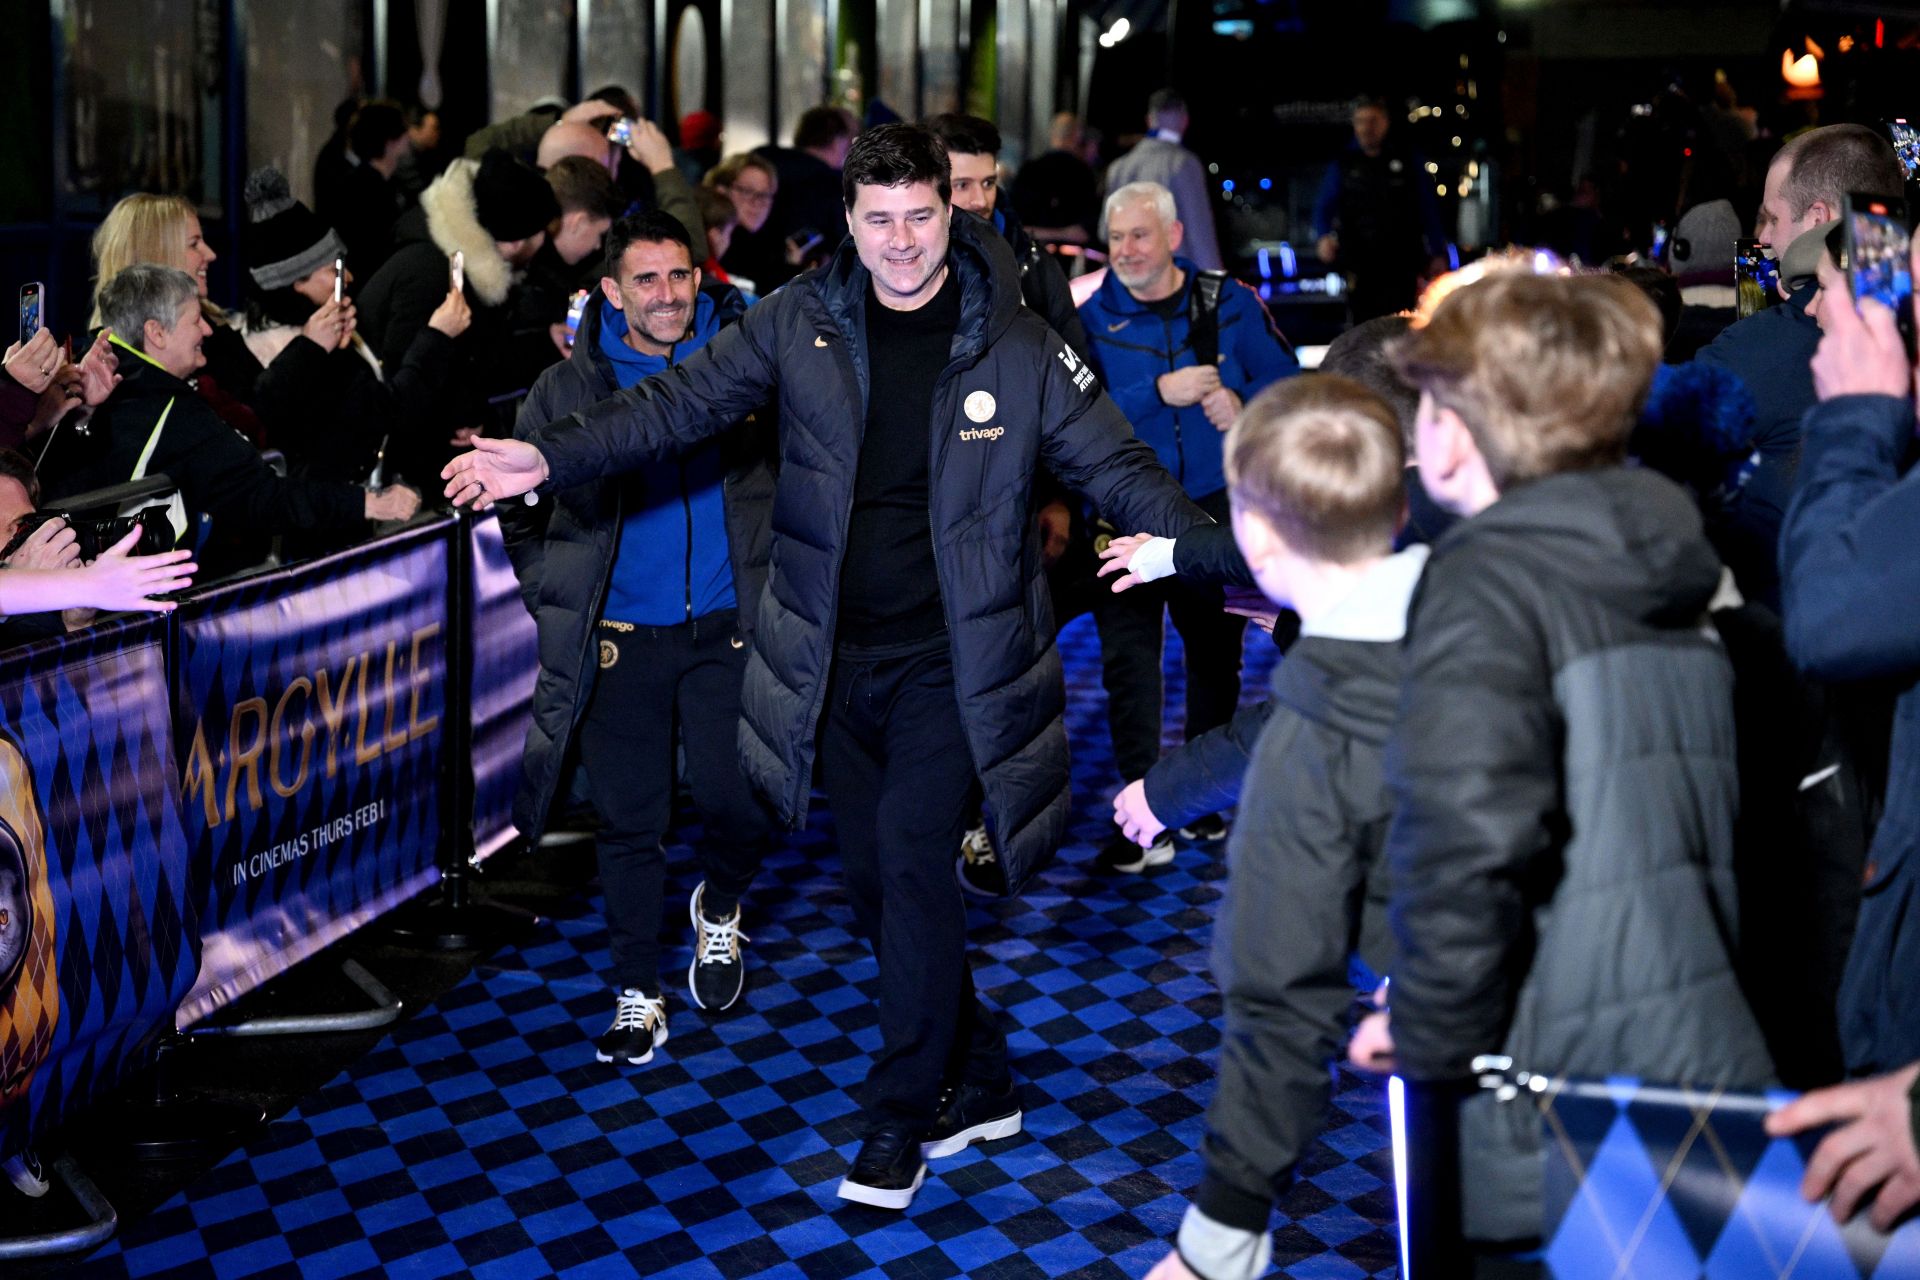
[{"x1": 239, "y1": 167, "x2": 463, "y2": 541}]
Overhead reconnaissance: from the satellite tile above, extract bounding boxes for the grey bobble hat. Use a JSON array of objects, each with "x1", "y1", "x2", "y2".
[{"x1": 243, "y1": 167, "x2": 348, "y2": 291}]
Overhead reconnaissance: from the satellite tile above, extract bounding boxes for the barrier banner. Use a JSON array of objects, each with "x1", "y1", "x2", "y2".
[
  {"x1": 1534, "y1": 1078, "x2": 1920, "y2": 1277},
  {"x1": 174, "y1": 521, "x2": 453, "y2": 1027},
  {"x1": 469, "y1": 513, "x2": 538, "y2": 861},
  {"x1": 0, "y1": 617, "x2": 197, "y2": 1159}
]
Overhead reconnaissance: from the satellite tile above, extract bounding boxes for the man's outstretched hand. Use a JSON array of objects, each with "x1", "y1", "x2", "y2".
[{"x1": 442, "y1": 436, "x2": 550, "y2": 510}]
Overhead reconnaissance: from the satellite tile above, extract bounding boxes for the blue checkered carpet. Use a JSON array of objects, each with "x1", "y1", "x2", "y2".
[{"x1": 73, "y1": 614, "x2": 1400, "y2": 1279}]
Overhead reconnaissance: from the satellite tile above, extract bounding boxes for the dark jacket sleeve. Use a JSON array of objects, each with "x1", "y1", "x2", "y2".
[
  {"x1": 249, "y1": 334, "x2": 333, "y2": 444},
  {"x1": 383, "y1": 326, "x2": 459, "y2": 423},
  {"x1": 1034, "y1": 327, "x2": 1211, "y2": 538},
  {"x1": 1385, "y1": 557, "x2": 1561, "y2": 1082},
  {"x1": 497, "y1": 374, "x2": 560, "y2": 614},
  {"x1": 1142, "y1": 696, "x2": 1273, "y2": 830},
  {"x1": 174, "y1": 407, "x2": 368, "y2": 535},
  {"x1": 1026, "y1": 247, "x2": 1091, "y2": 357},
  {"x1": 1779, "y1": 393, "x2": 1920, "y2": 682},
  {"x1": 376, "y1": 259, "x2": 453, "y2": 383},
  {"x1": 533, "y1": 292, "x2": 783, "y2": 491},
  {"x1": 0, "y1": 372, "x2": 39, "y2": 451},
  {"x1": 1171, "y1": 521, "x2": 1257, "y2": 589},
  {"x1": 1195, "y1": 713, "x2": 1380, "y2": 1229},
  {"x1": 1222, "y1": 281, "x2": 1299, "y2": 400}
]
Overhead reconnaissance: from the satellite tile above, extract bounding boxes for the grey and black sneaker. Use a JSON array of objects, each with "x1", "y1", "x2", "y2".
[
  {"x1": 687, "y1": 882, "x2": 749, "y2": 1011},
  {"x1": 594, "y1": 988, "x2": 668, "y2": 1065},
  {"x1": 1178, "y1": 813, "x2": 1229, "y2": 845},
  {"x1": 837, "y1": 1126, "x2": 927, "y2": 1210},
  {"x1": 922, "y1": 1080, "x2": 1024, "y2": 1159},
  {"x1": 955, "y1": 826, "x2": 1006, "y2": 898},
  {"x1": 2, "y1": 1148, "x2": 49, "y2": 1198},
  {"x1": 1094, "y1": 829, "x2": 1175, "y2": 874}
]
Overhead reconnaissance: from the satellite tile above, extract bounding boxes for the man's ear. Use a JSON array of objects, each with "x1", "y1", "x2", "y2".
[
  {"x1": 1168, "y1": 219, "x2": 1185, "y2": 254},
  {"x1": 599, "y1": 277, "x2": 622, "y2": 309}
]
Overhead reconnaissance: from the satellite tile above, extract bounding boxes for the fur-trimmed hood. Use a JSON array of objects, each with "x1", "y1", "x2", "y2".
[{"x1": 418, "y1": 159, "x2": 514, "y2": 306}]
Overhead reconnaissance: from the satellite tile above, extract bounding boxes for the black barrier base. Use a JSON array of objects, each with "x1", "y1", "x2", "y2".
[
  {"x1": 383, "y1": 863, "x2": 546, "y2": 952},
  {"x1": 117, "y1": 1034, "x2": 269, "y2": 1162},
  {"x1": 0, "y1": 1154, "x2": 118, "y2": 1260}
]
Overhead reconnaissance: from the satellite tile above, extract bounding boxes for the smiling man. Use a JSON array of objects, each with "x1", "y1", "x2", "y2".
[
  {"x1": 443, "y1": 123, "x2": 1208, "y2": 1209},
  {"x1": 496, "y1": 211, "x2": 775, "y2": 1071}
]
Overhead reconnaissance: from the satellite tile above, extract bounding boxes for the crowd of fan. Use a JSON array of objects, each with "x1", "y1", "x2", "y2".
[{"x1": 6, "y1": 78, "x2": 1920, "y2": 1273}]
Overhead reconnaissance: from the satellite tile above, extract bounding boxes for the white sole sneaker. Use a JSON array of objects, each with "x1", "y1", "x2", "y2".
[
  {"x1": 1102, "y1": 838, "x2": 1175, "y2": 874},
  {"x1": 835, "y1": 1162, "x2": 926, "y2": 1210},
  {"x1": 921, "y1": 1109, "x2": 1023, "y2": 1160},
  {"x1": 595, "y1": 1024, "x2": 669, "y2": 1065}
]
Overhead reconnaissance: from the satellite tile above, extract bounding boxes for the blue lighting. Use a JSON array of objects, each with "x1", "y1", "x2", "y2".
[
  {"x1": 1447, "y1": 244, "x2": 1461, "y2": 271},
  {"x1": 1256, "y1": 247, "x2": 1272, "y2": 280},
  {"x1": 1259, "y1": 177, "x2": 1272, "y2": 191},
  {"x1": 1222, "y1": 179, "x2": 1235, "y2": 193},
  {"x1": 1277, "y1": 242, "x2": 1298, "y2": 278}
]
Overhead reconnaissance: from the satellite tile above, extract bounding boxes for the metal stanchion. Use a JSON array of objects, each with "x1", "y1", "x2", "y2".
[
  {"x1": 385, "y1": 510, "x2": 545, "y2": 950},
  {"x1": 0, "y1": 1154, "x2": 119, "y2": 1260}
]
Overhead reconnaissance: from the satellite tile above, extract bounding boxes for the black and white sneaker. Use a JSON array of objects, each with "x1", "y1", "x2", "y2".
[
  {"x1": 2, "y1": 1149, "x2": 49, "y2": 1198},
  {"x1": 687, "y1": 882, "x2": 749, "y2": 1011},
  {"x1": 837, "y1": 1126, "x2": 927, "y2": 1210},
  {"x1": 1094, "y1": 830, "x2": 1175, "y2": 874},
  {"x1": 922, "y1": 1080, "x2": 1024, "y2": 1159},
  {"x1": 955, "y1": 826, "x2": 1006, "y2": 898},
  {"x1": 594, "y1": 988, "x2": 668, "y2": 1065},
  {"x1": 1178, "y1": 813, "x2": 1229, "y2": 845}
]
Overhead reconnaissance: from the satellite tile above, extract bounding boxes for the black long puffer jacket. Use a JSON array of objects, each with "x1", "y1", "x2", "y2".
[
  {"x1": 527, "y1": 215, "x2": 1209, "y2": 891},
  {"x1": 496, "y1": 283, "x2": 774, "y2": 844}
]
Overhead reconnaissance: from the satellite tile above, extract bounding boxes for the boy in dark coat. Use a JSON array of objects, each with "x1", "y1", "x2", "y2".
[
  {"x1": 1136, "y1": 376, "x2": 1428, "y2": 1280},
  {"x1": 1376, "y1": 271, "x2": 1774, "y2": 1261}
]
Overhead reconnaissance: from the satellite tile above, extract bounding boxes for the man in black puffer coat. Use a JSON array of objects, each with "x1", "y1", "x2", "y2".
[{"x1": 445, "y1": 125, "x2": 1209, "y2": 1211}]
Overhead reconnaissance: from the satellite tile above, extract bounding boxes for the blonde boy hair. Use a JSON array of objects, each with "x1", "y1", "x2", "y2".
[
  {"x1": 1225, "y1": 374, "x2": 1406, "y2": 565},
  {"x1": 1389, "y1": 272, "x2": 1661, "y2": 489}
]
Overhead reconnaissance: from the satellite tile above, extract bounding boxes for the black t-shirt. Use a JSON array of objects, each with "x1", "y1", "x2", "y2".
[{"x1": 837, "y1": 268, "x2": 962, "y2": 647}]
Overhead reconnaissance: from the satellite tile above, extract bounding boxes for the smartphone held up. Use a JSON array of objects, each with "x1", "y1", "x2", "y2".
[
  {"x1": 17, "y1": 283, "x2": 44, "y2": 345},
  {"x1": 1844, "y1": 192, "x2": 1916, "y2": 362},
  {"x1": 449, "y1": 250, "x2": 465, "y2": 295}
]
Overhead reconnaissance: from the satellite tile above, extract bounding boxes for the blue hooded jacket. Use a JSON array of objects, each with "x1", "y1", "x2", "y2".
[
  {"x1": 1076, "y1": 258, "x2": 1298, "y2": 501},
  {"x1": 598, "y1": 291, "x2": 736, "y2": 624}
]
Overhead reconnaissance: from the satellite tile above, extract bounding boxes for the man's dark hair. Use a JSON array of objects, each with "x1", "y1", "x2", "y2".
[
  {"x1": 1146, "y1": 88, "x2": 1187, "y2": 119},
  {"x1": 602, "y1": 210, "x2": 695, "y2": 279},
  {"x1": 348, "y1": 99, "x2": 408, "y2": 162},
  {"x1": 0, "y1": 449, "x2": 40, "y2": 508},
  {"x1": 925, "y1": 113, "x2": 1002, "y2": 159},
  {"x1": 547, "y1": 155, "x2": 623, "y2": 219},
  {"x1": 1354, "y1": 94, "x2": 1391, "y2": 115},
  {"x1": 795, "y1": 105, "x2": 856, "y2": 152},
  {"x1": 587, "y1": 85, "x2": 641, "y2": 119},
  {"x1": 404, "y1": 101, "x2": 438, "y2": 129},
  {"x1": 842, "y1": 123, "x2": 950, "y2": 209},
  {"x1": 1777, "y1": 123, "x2": 1906, "y2": 222},
  {"x1": 1320, "y1": 315, "x2": 1418, "y2": 448}
]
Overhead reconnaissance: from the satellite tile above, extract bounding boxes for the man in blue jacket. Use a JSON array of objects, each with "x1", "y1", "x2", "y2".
[
  {"x1": 1077, "y1": 180, "x2": 1297, "y2": 869},
  {"x1": 1769, "y1": 267, "x2": 1920, "y2": 1232},
  {"x1": 500, "y1": 211, "x2": 775, "y2": 1069}
]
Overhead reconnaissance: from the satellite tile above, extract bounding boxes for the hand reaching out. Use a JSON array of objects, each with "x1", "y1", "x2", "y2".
[
  {"x1": 1097, "y1": 533, "x2": 1171, "y2": 593},
  {"x1": 1767, "y1": 1061, "x2": 1920, "y2": 1231},
  {"x1": 74, "y1": 527, "x2": 196, "y2": 612},
  {"x1": 4, "y1": 518, "x2": 80, "y2": 571},
  {"x1": 442, "y1": 436, "x2": 550, "y2": 510}
]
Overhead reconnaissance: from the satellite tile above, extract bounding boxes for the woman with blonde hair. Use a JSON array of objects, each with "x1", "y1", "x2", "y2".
[{"x1": 90, "y1": 192, "x2": 269, "y2": 441}]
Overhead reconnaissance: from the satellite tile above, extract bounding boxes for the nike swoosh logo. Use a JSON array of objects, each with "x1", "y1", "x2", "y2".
[
  {"x1": 1106, "y1": 321, "x2": 1129, "y2": 333},
  {"x1": 814, "y1": 336, "x2": 829, "y2": 347}
]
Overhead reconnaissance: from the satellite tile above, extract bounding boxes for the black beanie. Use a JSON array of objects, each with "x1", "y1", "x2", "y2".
[
  {"x1": 473, "y1": 149, "x2": 560, "y2": 242},
  {"x1": 243, "y1": 167, "x2": 346, "y2": 290}
]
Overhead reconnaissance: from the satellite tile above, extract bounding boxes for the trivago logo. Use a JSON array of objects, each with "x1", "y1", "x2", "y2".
[
  {"x1": 181, "y1": 623, "x2": 443, "y2": 828},
  {"x1": 958, "y1": 425, "x2": 1004, "y2": 442},
  {"x1": 0, "y1": 735, "x2": 58, "y2": 1112}
]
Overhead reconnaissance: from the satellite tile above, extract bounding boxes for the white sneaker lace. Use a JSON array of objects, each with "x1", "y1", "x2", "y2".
[
  {"x1": 696, "y1": 909, "x2": 747, "y2": 967},
  {"x1": 610, "y1": 989, "x2": 666, "y2": 1033},
  {"x1": 961, "y1": 826, "x2": 996, "y2": 866}
]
